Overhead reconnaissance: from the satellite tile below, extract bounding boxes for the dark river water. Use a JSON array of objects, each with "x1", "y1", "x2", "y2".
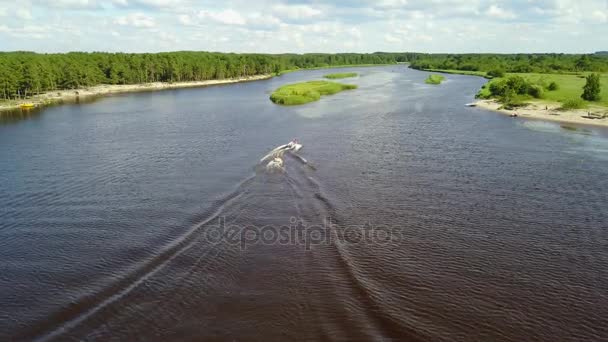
[{"x1": 1, "y1": 66, "x2": 608, "y2": 341}]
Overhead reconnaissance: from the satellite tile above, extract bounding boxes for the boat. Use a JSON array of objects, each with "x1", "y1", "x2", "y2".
[
  {"x1": 20, "y1": 103, "x2": 35, "y2": 109},
  {"x1": 260, "y1": 139, "x2": 303, "y2": 164},
  {"x1": 465, "y1": 103, "x2": 477, "y2": 107}
]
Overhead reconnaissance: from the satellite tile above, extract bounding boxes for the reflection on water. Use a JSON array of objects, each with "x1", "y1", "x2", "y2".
[
  {"x1": 1, "y1": 66, "x2": 608, "y2": 341},
  {"x1": 0, "y1": 108, "x2": 43, "y2": 125}
]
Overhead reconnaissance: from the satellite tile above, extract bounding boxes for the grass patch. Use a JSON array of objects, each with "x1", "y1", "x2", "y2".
[
  {"x1": 324, "y1": 72, "x2": 358, "y2": 79},
  {"x1": 478, "y1": 73, "x2": 608, "y2": 108},
  {"x1": 270, "y1": 80, "x2": 357, "y2": 105},
  {"x1": 425, "y1": 74, "x2": 446, "y2": 85},
  {"x1": 559, "y1": 98, "x2": 587, "y2": 110}
]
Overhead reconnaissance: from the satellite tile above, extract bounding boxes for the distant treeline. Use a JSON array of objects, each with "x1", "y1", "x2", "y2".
[
  {"x1": 410, "y1": 53, "x2": 608, "y2": 74},
  {"x1": 2, "y1": 51, "x2": 608, "y2": 100},
  {"x1": 0, "y1": 51, "x2": 416, "y2": 99}
]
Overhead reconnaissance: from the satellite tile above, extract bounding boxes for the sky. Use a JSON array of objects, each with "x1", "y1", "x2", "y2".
[{"x1": 0, "y1": 0, "x2": 606, "y2": 53}]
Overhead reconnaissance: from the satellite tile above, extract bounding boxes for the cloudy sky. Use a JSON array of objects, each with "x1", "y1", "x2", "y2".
[{"x1": 0, "y1": 0, "x2": 606, "y2": 53}]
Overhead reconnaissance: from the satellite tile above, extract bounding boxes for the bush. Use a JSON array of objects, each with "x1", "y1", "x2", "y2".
[
  {"x1": 502, "y1": 96, "x2": 528, "y2": 109},
  {"x1": 581, "y1": 73, "x2": 601, "y2": 101},
  {"x1": 527, "y1": 84, "x2": 544, "y2": 99},
  {"x1": 559, "y1": 98, "x2": 587, "y2": 110},
  {"x1": 487, "y1": 69, "x2": 505, "y2": 78},
  {"x1": 488, "y1": 75, "x2": 529, "y2": 97},
  {"x1": 547, "y1": 81, "x2": 559, "y2": 91}
]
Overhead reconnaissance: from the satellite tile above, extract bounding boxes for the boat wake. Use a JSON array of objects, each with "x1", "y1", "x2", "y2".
[{"x1": 26, "y1": 142, "x2": 358, "y2": 340}]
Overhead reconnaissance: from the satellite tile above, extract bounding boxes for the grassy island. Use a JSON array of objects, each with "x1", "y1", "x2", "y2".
[
  {"x1": 425, "y1": 74, "x2": 446, "y2": 85},
  {"x1": 324, "y1": 72, "x2": 358, "y2": 79},
  {"x1": 270, "y1": 80, "x2": 357, "y2": 105}
]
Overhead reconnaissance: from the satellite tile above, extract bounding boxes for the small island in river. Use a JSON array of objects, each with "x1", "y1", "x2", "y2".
[
  {"x1": 270, "y1": 80, "x2": 357, "y2": 105},
  {"x1": 425, "y1": 74, "x2": 446, "y2": 85},
  {"x1": 324, "y1": 72, "x2": 358, "y2": 79}
]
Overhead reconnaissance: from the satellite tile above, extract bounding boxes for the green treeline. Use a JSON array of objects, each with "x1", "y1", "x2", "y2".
[
  {"x1": 3, "y1": 51, "x2": 608, "y2": 101},
  {"x1": 411, "y1": 54, "x2": 608, "y2": 74},
  {"x1": 0, "y1": 51, "x2": 415, "y2": 100}
]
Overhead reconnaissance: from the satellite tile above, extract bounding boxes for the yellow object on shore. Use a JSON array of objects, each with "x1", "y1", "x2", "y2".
[{"x1": 20, "y1": 103, "x2": 35, "y2": 109}]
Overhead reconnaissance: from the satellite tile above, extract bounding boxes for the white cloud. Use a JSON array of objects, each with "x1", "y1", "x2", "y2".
[
  {"x1": 198, "y1": 9, "x2": 246, "y2": 25},
  {"x1": 124, "y1": 0, "x2": 183, "y2": 7},
  {"x1": 348, "y1": 27, "x2": 362, "y2": 39},
  {"x1": 2, "y1": 0, "x2": 607, "y2": 53},
  {"x1": 178, "y1": 14, "x2": 193, "y2": 25},
  {"x1": 485, "y1": 4, "x2": 516, "y2": 19},
  {"x1": 272, "y1": 4, "x2": 322, "y2": 20},
  {"x1": 0, "y1": 24, "x2": 52, "y2": 39},
  {"x1": 591, "y1": 10, "x2": 607, "y2": 23},
  {"x1": 375, "y1": 0, "x2": 409, "y2": 9},
  {"x1": 15, "y1": 8, "x2": 33, "y2": 20},
  {"x1": 33, "y1": 0, "x2": 101, "y2": 9},
  {"x1": 247, "y1": 13, "x2": 282, "y2": 28},
  {"x1": 384, "y1": 34, "x2": 402, "y2": 43},
  {"x1": 114, "y1": 13, "x2": 156, "y2": 27}
]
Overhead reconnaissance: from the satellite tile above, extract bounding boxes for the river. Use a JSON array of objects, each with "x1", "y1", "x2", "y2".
[{"x1": 1, "y1": 66, "x2": 608, "y2": 341}]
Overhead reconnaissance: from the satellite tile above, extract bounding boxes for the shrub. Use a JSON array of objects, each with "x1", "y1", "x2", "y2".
[
  {"x1": 547, "y1": 81, "x2": 559, "y2": 91},
  {"x1": 487, "y1": 69, "x2": 505, "y2": 78},
  {"x1": 488, "y1": 76, "x2": 529, "y2": 97},
  {"x1": 559, "y1": 98, "x2": 587, "y2": 110},
  {"x1": 502, "y1": 96, "x2": 528, "y2": 109},
  {"x1": 527, "y1": 84, "x2": 544, "y2": 99}
]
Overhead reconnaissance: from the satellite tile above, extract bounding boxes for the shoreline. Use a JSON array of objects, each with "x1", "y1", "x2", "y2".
[
  {"x1": 0, "y1": 74, "x2": 273, "y2": 113},
  {"x1": 474, "y1": 99, "x2": 608, "y2": 128},
  {"x1": 0, "y1": 64, "x2": 405, "y2": 113}
]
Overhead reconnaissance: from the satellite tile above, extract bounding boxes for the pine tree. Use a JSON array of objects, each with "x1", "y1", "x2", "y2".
[{"x1": 581, "y1": 73, "x2": 601, "y2": 101}]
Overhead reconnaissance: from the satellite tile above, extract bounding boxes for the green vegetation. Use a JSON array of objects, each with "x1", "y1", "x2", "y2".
[
  {"x1": 270, "y1": 80, "x2": 357, "y2": 105},
  {"x1": 487, "y1": 69, "x2": 506, "y2": 78},
  {"x1": 0, "y1": 52, "x2": 415, "y2": 101},
  {"x1": 324, "y1": 72, "x2": 358, "y2": 79},
  {"x1": 477, "y1": 73, "x2": 608, "y2": 108},
  {"x1": 425, "y1": 74, "x2": 446, "y2": 85},
  {"x1": 411, "y1": 54, "x2": 608, "y2": 73},
  {"x1": 559, "y1": 99, "x2": 587, "y2": 110},
  {"x1": 582, "y1": 73, "x2": 602, "y2": 101}
]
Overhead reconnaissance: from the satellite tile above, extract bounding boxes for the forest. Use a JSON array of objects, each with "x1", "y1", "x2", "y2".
[
  {"x1": 410, "y1": 53, "x2": 608, "y2": 74},
  {"x1": 2, "y1": 51, "x2": 607, "y2": 100},
  {"x1": 0, "y1": 52, "x2": 415, "y2": 100}
]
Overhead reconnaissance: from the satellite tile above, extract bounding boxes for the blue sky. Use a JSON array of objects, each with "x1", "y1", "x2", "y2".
[{"x1": 0, "y1": 0, "x2": 606, "y2": 53}]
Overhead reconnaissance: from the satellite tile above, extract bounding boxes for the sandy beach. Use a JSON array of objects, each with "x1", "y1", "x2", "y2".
[
  {"x1": 0, "y1": 74, "x2": 272, "y2": 112},
  {"x1": 474, "y1": 99, "x2": 608, "y2": 128}
]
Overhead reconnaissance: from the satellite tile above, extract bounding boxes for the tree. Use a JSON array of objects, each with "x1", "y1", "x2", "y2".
[
  {"x1": 487, "y1": 69, "x2": 505, "y2": 78},
  {"x1": 547, "y1": 81, "x2": 559, "y2": 91},
  {"x1": 581, "y1": 73, "x2": 601, "y2": 101}
]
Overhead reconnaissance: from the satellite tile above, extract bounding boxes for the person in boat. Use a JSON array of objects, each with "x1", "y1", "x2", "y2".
[{"x1": 261, "y1": 139, "x2": 304, "y2": 173}]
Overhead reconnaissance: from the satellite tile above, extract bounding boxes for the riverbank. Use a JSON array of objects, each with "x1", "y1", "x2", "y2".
[
  {"x1": 0, "y1": 75, "x2": 272, "y2": 113},
  {"x1": 474, "y1": 99, "x2": 608, "y2": 127}
]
